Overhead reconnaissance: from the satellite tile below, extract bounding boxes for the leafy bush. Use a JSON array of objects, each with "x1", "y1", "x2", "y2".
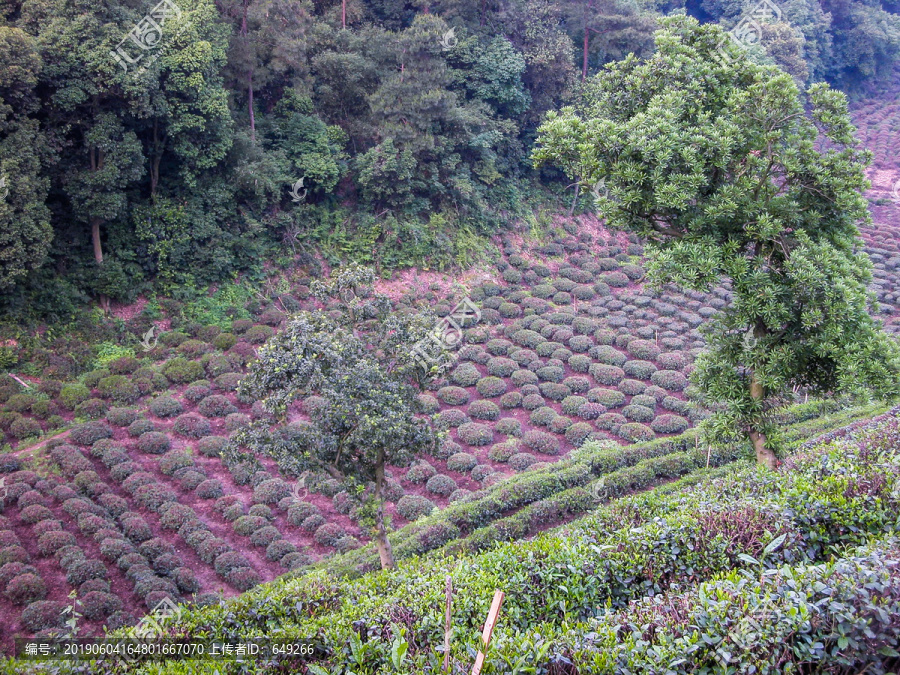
[
  {"x1": 127, "y1": 418, "x2": 156, "y2": 437},
  {"x1": 590, "y1": 364, "x2": 625, "y2": 386},
  {"x1": 651, "y1": 414, "x2": 690, "y2": 434},
  {"x1": 198, "y1": 394, "x2": 238, "y2": 418},
  {"x1": 475, "y1": 376, "x2": 508, "y2": 398},
  {"x1": 20, "y1": 600, "x2": 65, "y2": 632},
  {"x1": 253, "y1": 479, "x2": 292, "y2": 504},
  {"x1": 197, "y1": 435, "x2": 227, "y2": 457},
  {"x1": 617, "y1": 422, "x2": 655, "y2": 442},
  {"x1": 396, "y1": 495, "x2": 436, "y2": 521},
  {"x1": 196, "y1": 479, "x2": 224, "y2": 499},
  {"x1": 498, "y1": 392, "x2": 522, "y2": 409},
  {"x1": 511, "y1": 369, "x2": 539, "y2": 387},
  {"x1": 449, "y1": 363, "x2": 481, "y2": 387},
  {"x1": 136, "y1": 432, "x2": 171, "y2": 454},
  {"x1": 406, "y1": 462, "x2": 437, "y2": 483},
  {"x1": 623, "y1": 359, "x2": 658, "y2": 379},
  {"x1": 106, "y1": 407, "x2": 139, "y2": 427},
  {"x1": 494, "y1": 418, "x2": 522, "y2": 438},
  {"x1": 250, "y1": 525, "x2": 282, "y2": 548},
  {"x1": 521, "y1": 431, "x2": 560, "y2": 455},
  {"x1": 148, "y1": 395, "x2": 184, "y2": 418},
  {"x1": 530, "y1": 406, "x2": 557, "y2": 427},
  {"x1": 565, "y1": 422, "x2": 594, "y2": 446},
  {"x1": 538, "y1": 383, "x2": 571, "y2": 402},
  {"x1": 623, "y1": 404, "x2": 655, "y2": 423},
  {"x1": 468, "y1": 400, "x2": 500, "y2": 421},
  {"x1": 60, "y1": 384, "x2": 91, "y2": 410},
  {"x1": 456, "y1": 423, "x2": 493, "y2": 446},
  {"x1": 447, "y1": 453, "x2": 478, "y2": 473},
  {"x1": 4, "y1": 573, "x2": 47, "y2": 605},
  {"x1": 69, "y1": 422, "x2": 112, "y2": 446},
  {"x1": 522, "y1": 394, "x2": 546, "y2": 411},
  {"x1": 651, "y1": 369, "x2": 690, "y2": 391},
  {"x1": 9, "y1": 417, "x2": 42, "y2": 439},
  {"x1": 619, "y1": 379, "x2": 646, "y2": 396},
  {"x1": 173, "y1": 413, "x2": 212, "y2": 438},
  {"x1": 162, "y1": 358, "x2": 204, "y2": 384},
  {"x1": 437, "y1": 386, "x2": 470, "y2": 406},
  {"x1": 509, "y1": 452, "x2": 538, "y2": 471}
]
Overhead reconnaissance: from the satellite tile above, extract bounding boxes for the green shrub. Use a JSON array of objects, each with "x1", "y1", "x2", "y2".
[
  {"x1": 447, "y1": 453, "x2": 478, "y2": 472},
  {"x1": 498, "y1": 392, "x2": 522, "y2": 409},
  {"x1": 437, "y1": 386, "x2": 470, "y2": 406},
  {"x1": 511, "y1": 369, "x2": 538, "y2": 387},
  {"x1": 651, "y1": 414, "x2": 690, "y2": 434},
  {"x1": 9, "y1": 417, "x2": 42, "y2": 440},
  {"x1": 619, "y1": 379, "x2": 646, "y2": 396},
  {"x1": 565, "y1": 422, "x2": 594, "y2": 446},
  {"x1": 59, "y1": 384, "x2": 91, "y2": 410},
  {"x1": 173, "y1": 413, "x2": 212, "y2": 438},
  {"x1": 617, "y1": 422, "x2": 655, "y2": 442},
  {"x1": 97, "y1": 375, "x2": 140, "y2": 404},
  {"x1": 457, "y1": 423, "x2": 493, "y2": 446},
  {"x1": 70, "y1": 422, "x2": 112, "y2": 446},
  {"x1": 426, "y1": 474, "x2": 458, "y2": 497},
  {"x1": 530, "y1": 406, "x2": 557, "y2": 427},
  {"x1": 162, "y1": 358, "x2": 204, "y2": 384},
  {"x1": 5, "y1": 573, "x2": 47, "y2": 605},
  {"x1": 590, "y1": 364, "x2": 625, "y2": 386},
  {"x1": 508, "y1": 452, "x2": 538, "y2": 471},
  {"x1": 522, "y1": 394, "x2": 545, "y2": 410},
  {"x1": 521, "y1": 430, "x2": 560, "y2": 455},
  {"x1": 651, "y1": 369, "x2": 690, "y2": 391},
  {"x1": 148, "y1": 395, "x2": 183, "y2": 418},
  {"x1": 198, "y1": 394, "x2": 238, "y2": 418},
  {"x1": 475, "y1": 377, "x2": 508, "y2": 398},
  {"x1": 106, "y1": 407, "x2": 139, "y2": 427},
  {"x1": 416, "y1": 394, "x2": 440, "y2": 414},
  {"x1": 449, "y1": 363, "x2": 481, "y2": 387},
  {"x1": 20, "y1": 600, "x2": 65, "y2": 632},
  {"x1": 127, "y1": 418, "x2": 157, "y2": 437},
  {"x1": 622, "y1": 404, "x2": 655, "y2": 423},
  {"x1": 197, "y1": 435, "x2": 227, "y2": 457},
  {"x1": 623, "y1": 359, "x2": 658, "y2": 379},
  {"x1": 486, "y1": 357, "x2": 517, "y2": 378},
  {"x1": 468, "y1": 400, "x2": 500, "y2": 421},
  {"x1": 406, "y1": 462, "x2": 437, "y2": 483},
  {"x1": 538, "y1": 383, "x2": 570, "y2": 401},
  {"x1": 396, "y1": 495, "x2": 436, "y2": 521},
  {"x1": 136, "y1": 432, "x2": 171, "y2": 455}
]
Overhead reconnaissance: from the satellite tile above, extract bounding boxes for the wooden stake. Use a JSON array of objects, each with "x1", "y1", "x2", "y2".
[
  {"x1": 471, "y1": 590, "x2": 504, "y2": 675},
  {"x1": 443, "y1": 576, "x2": 452, "y2": 674}
]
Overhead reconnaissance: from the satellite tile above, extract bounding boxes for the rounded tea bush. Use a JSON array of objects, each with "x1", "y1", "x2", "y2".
[
  {"x1": 494, "y1": 417, "x2": 521, "y2": 437},
  {"x1": 21, "y1": 600, "x2": 65, "y2": 632},
  {"x1": 396, "y1": 495, "x2": 436, "y2": 521},
  {"x1": 511, "y1": 369, "x2": 539, "y2": 387},
  {"x1": 612, "y1": 375, "x2": 645, "y2": 396},
  {"x1": 650, "y1": 414, "x2": 690, "y2": 434},
  {"x1": 508, "y1": 453, "x2": 538, "y2": 471},
  {"x1": 623, "y1": 360, "x2": 658, "y2": 379},
  {"x1": 148, "y1": 395, "x2": 184, "y2": 418},
  {"x1": 447, "y1": 452, "x2": 478, "y2": 472},
  {"x1": 265, "y1": 540, "x2": 297, "y2": 562},
  {"x1": 198, "y1": 394, "x2": 238, "y2": 418},
  {"x1": 622, "y1": 405, "x2": 655, "y2": 423},
  {"x1": 406, "y1": 462, "x2": 437, "y2": 483},
  {"x1": 596, "y1": 412, "x2": 627, "y2": 432},
  {"x1": 486, "y1": 357, "x2": 517, "y2": 378},
  {"x1": 617, "y1": 422, "x2": 655, "y2": 442},
  {"x1": 60, "y1": 384, "x2": 91, "y2": 410},
  {"x1": 456, "y1": 422, "x2": 493, "y2": 446},
  {"x1": 565, "y1": 422, "x2": 594, "y2": 446},
  {"x1": 437, "y1": 386, "x2": 470, "y2": 406},
  {"x1": 498, "y1": 392, "x2": 522, "y2": 409},
  {"x1": 522, "y1": 394, "x2": 546, "y2": 411},
  {"x1": 5, "y1": 573, "x2": 47, "y2": 605},
  {"x1": 416, "y1": 394, "x2": 440, "y2": 414},
  {"x1": 127, "y1": 418, "x2": 156, "y2": 437},
  {"x1": 488, "y1": 442, "x2": 517, "y2": 463},
  {"x1": 197, "y1": 435, "x2": 227, "y2": 457},
  {"x1": 195, "y1": 479, "x2": 224, "y2": 499},
  {"x1": 468, "y1": 400, "x2": 500, "y2": 421},
  {"x1": 173, "y1": 413, "x2": 212, "y2": 438},
  {"x1": 587, "y1": 388, "x2": 626, "y2": 408},
  {"x1": 521, "y1": 430, "x2": 560, "y2": 455},
  {"x1": 538, "y1": 383, "x2": 571, "y2": 402},
  {"x1": 136, "y1": 431, "x2": 171, "y2": 455},
  {"x1": 449, "y1": 363, "x2": 481, "y2": 387},
  {"x1": 631, "y1": 394, "x2": 659, "y2": 409},
  {"x1": 476, "y1": 376, "x2": 508, "y2": 398},
  {"x1": 530, "y1": 406, "x2": 557, "y2": 427},
  {"x1": 590, "y1": 364, "x2": 625, "y2": 386},
  {"x1": 250, "y1": 526, "x2": 282, "y2": 548},
  {"x1": 549, "y1": 416, "x2": 573, "y2": 433},
  {"x1": 426, "y1": 474, "x2": 457, "y2": 497},
  {"x1": 253, "y1": 479, "x2": 292, "y2": 505},
  {"x1": 106, "y1": 407, "x2": 139, "y2": 427},
  {"x1": 69, "y1": 422, "x2": 112, "y2": 446},
  {"x1": 651, "y1": 369, "x2": 690, "y2": 392}
]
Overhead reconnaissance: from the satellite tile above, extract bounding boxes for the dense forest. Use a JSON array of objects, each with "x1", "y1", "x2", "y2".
[{"x1": 1, "y1": 0, "x2": 899, "y2": 321}]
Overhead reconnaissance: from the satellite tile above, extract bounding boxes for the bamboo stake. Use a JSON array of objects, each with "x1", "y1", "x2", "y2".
[
  {"x1": 471, "y1": 590, "x2": 504, "y2": 675},
  {"x1": 443, "y1": 576, "x2": 452, "y2": 674}
]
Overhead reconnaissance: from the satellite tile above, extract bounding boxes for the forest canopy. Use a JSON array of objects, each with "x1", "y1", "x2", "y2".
[{"x1": 0, "y1": 0, "x2": 898, "y2": 320}]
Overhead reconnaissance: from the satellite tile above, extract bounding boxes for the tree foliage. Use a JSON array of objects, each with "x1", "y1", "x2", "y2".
[{"x1": 534, "y1": 16, "x2": 900, "y2": 466}]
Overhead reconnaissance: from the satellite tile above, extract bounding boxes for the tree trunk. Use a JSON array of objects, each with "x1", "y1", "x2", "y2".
[
  {"x1": 90, "y1": 217, "x2": 104, "y2": 265},
  {"x1": 373, "y1": 454, "x2": 395, "y2": 570},
  {"x1": 342, "y1": 0, "x2": 346, "y2": 28},
  {"x1": 568, "y1": 183, "x2": 580, "y2": 217},
  {"x1": 749, "y1": 320, "x2": 776, "y2": 469},
  {"x1": 248, "y1": 70, "x2": 256, "y2": 141},
  {"x1": 582, "y1": 22, "x2": 589, "y2": 81}
]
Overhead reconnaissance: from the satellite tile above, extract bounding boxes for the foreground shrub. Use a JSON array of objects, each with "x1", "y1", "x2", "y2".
[
  {"x1": 69, "y1": 422, "x2": 112, "y2": 446},
  {"x1": 521, "y1": 431, "x2": 560, "y2": 455}
]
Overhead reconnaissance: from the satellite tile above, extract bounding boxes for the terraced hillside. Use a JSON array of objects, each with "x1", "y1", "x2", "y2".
[{"x1": 7, "y1": 404, "x2": 898, "y2": 674}]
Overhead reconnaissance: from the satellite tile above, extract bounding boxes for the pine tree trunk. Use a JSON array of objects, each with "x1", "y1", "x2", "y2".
[{"x1": 373, "y1": 454, "x2": 395, "y2": 569}]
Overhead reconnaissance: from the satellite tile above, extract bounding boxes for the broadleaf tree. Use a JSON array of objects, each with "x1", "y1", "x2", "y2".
[
  {"x1": 533, "y1": 16, "x2": 900, "y2": 468},
  {"x1": 237, "y1": 266, "x2": 452, "y2": 568}
]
